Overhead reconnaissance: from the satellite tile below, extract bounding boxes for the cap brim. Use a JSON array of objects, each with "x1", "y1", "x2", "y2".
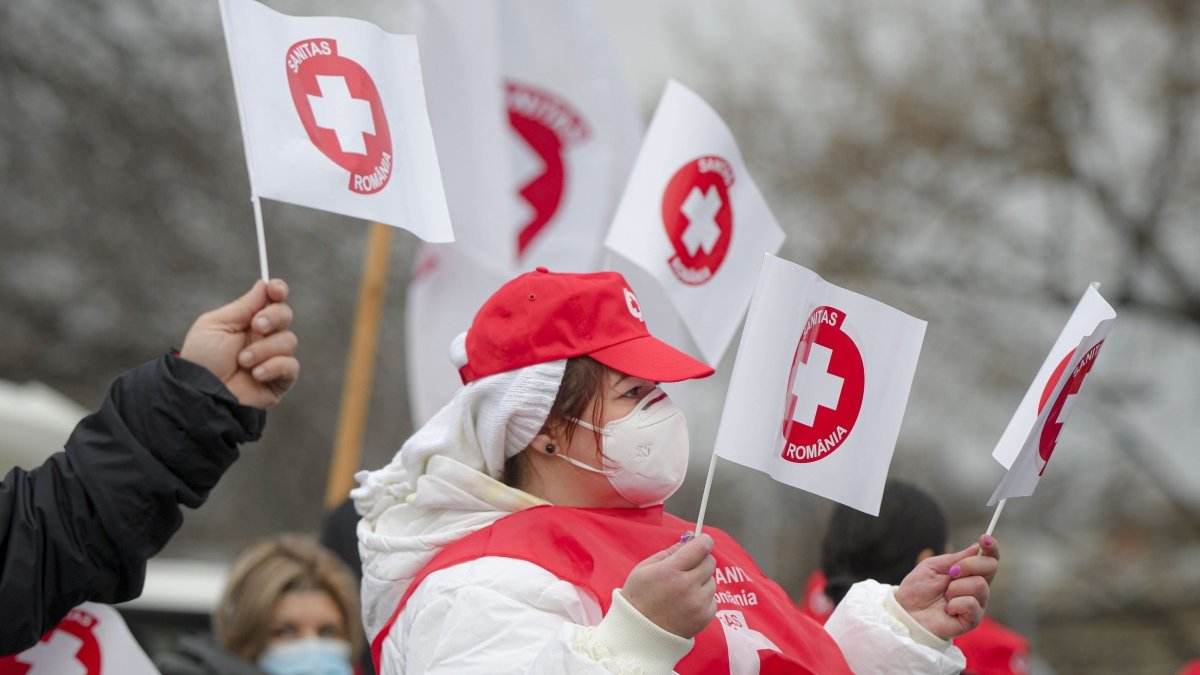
[{"x1": 588, "y1": 336, "x2": 715, "y2": 383}]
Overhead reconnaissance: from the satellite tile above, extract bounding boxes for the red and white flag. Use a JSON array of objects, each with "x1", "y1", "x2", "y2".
[
  {"x1": 219, "y1": 0, "x2": 452, "y2": 241},
  {"x1": 605, "y1": 80, "x2": 785, "y2": 366},
  {"x1": 712, "y1": 254, "x2": 926, "y2": 515},
  {"x1": 405, "y1": 0, "x2": 642, "y2": 424},
  {"x1": 989, "y1": 285, "x2": 1116, "y2": 505},
  {"x1": 0, "y1": 604, "x2": 157, "y2": 675},
  {"x1": 409, "y1": 0, "x2": 640, "y2": 275}
]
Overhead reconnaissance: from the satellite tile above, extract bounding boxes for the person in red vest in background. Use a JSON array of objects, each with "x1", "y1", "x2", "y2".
[
  {"x1": 354, "y1": 268, "x2": 1003, "y2": 674},
  {"x1": 808, "y1": 480, "x2": 1032, "y2": 675}
]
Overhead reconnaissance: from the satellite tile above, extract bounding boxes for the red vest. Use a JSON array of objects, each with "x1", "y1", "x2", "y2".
[
  {"x1": 372, "y1": 505, "x2": 851, "y2": 674},
  {"x1": 956, "y1": 616, "x2": 1031, "y2": 675}
]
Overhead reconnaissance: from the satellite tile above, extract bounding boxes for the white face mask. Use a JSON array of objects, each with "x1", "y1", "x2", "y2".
[{"x1": 558, "y1": 389, "x2": 689, "y2": 507}]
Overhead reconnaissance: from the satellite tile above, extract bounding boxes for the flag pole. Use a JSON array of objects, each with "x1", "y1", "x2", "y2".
[
  {"x1": 985, "y1": 498, "x2": 1006, "y2": 538},
  {"x1": 218, "y1": 0, "x2": 269, "y2": 282},
  {"x1": 324, "y1": 221, "x2": 394, "y2": 508},
  {"x1": 252, "y1": 196, "x2": 269, "y2": 282},
  {"x1": 693, "y1": 452, "x2": 719, "y2": 536}
]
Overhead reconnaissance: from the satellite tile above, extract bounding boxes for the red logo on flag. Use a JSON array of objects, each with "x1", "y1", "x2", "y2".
[
  {"x1": 1036, "y1": 341, "x2": 1104, "y2": 475},
  {"x1": 780, "y1": 306, "x2": 865, "y2": 463},
  {"x1": 286, "y1": 39, "x2": 393, "y2": 195},
  {"x1": 507, "y1": 81, "x2": 590, "y2": 258},
  {"x1": 0, "y1": 608, "x2": 103, "y2": 675},
  {"x1": 661, "y1": 156, "x2": 734, "y2": 286}
]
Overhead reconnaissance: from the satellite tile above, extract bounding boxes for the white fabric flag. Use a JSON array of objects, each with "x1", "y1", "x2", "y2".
[
  {"x1": 404, "y1": 246, "x2": 505, "y2": 425},
  {"x1": 605, "y1": 80, "x2": 786, "y2": 367},
  {"x1": 219, "y1": 0, "x2": 452, "y2": 241},
  {"x1": 988, "y1": 304, "x2": 1117, "y2": 505},
  {"x1": 405, "y1": 0, "x2": 643, "y2": 424},
  {"x1": 992, "y1": 283, "x2": 1117, "y2": 469},
  {"x1": 411, "y1": 0, "x2": 641, "y2": 274},
  {"x1": 712, "y1": 254, "x2": 926, "y2": 515},
  {"x1": 0, "y1": 603, "x2": 157, "y2": 675}
]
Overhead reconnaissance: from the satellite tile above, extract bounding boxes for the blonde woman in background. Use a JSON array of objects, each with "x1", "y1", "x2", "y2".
[{"x1": 157, "y1": 535, "x2": 362, "y2": 675}]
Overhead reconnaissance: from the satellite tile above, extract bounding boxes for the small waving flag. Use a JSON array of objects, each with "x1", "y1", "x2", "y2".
[
  {"x1": 219, "y1": 0, "x2": 452, "y2": 241},
  {"x1": 605, "y1": 80, "x2": 785, "y2": 367},
  {"x1": 712, "y1": 254, "x2": 926, "y2": 515},
  {"x1": 989, "y1": 285, "x2": 1116, "y2": 505}
]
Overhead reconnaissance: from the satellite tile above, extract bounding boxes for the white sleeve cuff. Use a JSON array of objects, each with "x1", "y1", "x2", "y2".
[
  {"x1": 884, "y1": 587, "x2": 954, "y2": 652},
  {"x1": 571, "y1": 588, "x2": 693, "y2": 674},
  {"x1": 826, "y1": 580, "x2": 965, "y2": 675}
]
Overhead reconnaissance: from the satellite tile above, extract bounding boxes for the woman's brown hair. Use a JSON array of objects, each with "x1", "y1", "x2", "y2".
[
  {"x1": 503, "y1": 356, "x2": 609, "y2": 488},
  {"x1": 213, "y1": 534, "x2": 363, "y2": 662}
]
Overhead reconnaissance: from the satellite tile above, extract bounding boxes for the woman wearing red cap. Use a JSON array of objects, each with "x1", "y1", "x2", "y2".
[{"x1": 355, "y1": 268, "x2": 999, "y2": 674}]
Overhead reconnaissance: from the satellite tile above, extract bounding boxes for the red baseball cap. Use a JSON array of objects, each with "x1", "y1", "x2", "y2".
[{"x1": 458, "y1": 267, "x2": 715, "y2": 384}]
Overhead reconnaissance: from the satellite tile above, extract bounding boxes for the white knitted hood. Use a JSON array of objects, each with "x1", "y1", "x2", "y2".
[{"x1": 352, "y1": 338, "x2": 564, "y2": 638}]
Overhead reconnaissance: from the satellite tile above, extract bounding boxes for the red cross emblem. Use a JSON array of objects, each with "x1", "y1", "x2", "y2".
[
  {"x1": 781, "y1": 306, "x2": 865, "y2": 463},
  {"x1": 0, "y1": 608, "x2": 103, "y2": 675},
  {"x1": 286, "y1": 38, "x2": 393, "y2": 194},
  {"x1": 661, "y1": 156, "x2": 734, "y2": 286}
]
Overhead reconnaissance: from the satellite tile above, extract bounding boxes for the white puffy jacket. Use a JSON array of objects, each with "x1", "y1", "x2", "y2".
[{"x1": 356, "y1": 455, "x2": 966, "y2": 674}]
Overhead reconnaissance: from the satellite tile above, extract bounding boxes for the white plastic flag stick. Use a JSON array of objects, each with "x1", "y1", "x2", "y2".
[
  {"x1": 693, "y1": 452, "x2": 719, "y2": 537},
  {"x1": 985, "y1": 498, "x2": 1006, "y2": 538},
  {"x1": 219, "y1": 0, "x2": 270, "y2": 281},
  {"x1": 251, "y1": 195, "x2": 269, "y2": 281}
]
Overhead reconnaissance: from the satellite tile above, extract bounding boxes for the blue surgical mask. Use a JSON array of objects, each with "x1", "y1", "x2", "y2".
[{"x1": 256, "y1": 637, "x2": 353, "y2": 675}]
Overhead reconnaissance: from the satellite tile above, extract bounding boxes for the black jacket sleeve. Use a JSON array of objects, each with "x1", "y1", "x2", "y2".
[{"x1": 0, "y1": 353, "x2": 266, "y2": 655}]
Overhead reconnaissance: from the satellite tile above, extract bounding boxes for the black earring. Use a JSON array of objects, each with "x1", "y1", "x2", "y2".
[{"x1": 545, "y1": 443, "x2": 556, "y2": 454}]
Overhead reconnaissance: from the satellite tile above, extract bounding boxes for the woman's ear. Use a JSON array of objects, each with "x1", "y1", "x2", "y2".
[{"x1": 528, "y1": 433, "x2": 558, "y2": 456}]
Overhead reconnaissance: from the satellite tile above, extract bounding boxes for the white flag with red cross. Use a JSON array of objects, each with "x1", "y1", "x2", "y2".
[
  {"x1": 218, "y1": 0, "x2": 452, "y2": 241},
  {"x1": 404, "y1": 0, "x2": 643, "y2": 424},
  {"x1": 408, "y1": 0, "x2": 640, "y2": 275},
  {"x1": 992, "y1": 284, "x2": 1117, "y2": 469},
  {"x1": 605, "y1": 80, "x2": 786, "y2": 367},
  {"x1": 988, "y1": 286, "x2": 1117, "y2": 505},
  {"x1": 0, "y1": 604, "x2": 157, "y2": 675},
  {"x1": 712, "y1": 254, "x2": 926, "y2": 515}
]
